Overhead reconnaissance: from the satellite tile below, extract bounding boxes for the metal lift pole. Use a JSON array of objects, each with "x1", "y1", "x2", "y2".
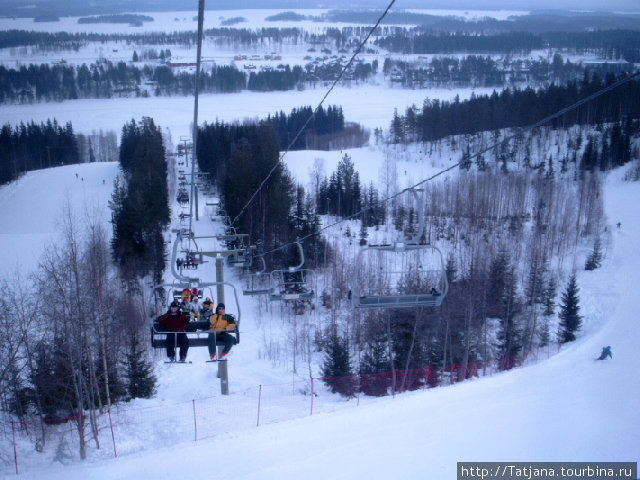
[
  {"x1": 191, "y1": 0, "x2": 230, "y2": 395},
  {"x1": 215, "y1": 254, "x2": 229, "y2": 395},
  {"x1": 189, "y1": 0, "x2": 205, "y2": 232}
]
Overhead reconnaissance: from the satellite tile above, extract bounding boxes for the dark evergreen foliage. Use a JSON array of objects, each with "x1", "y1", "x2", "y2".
[
  {"x1": 247, "y1": 65, "x2": 302, "y2": 91},
  {"x1": 375, "y1": 28, "x2": 640, "y2": 61},
  {"x1": 359, "y1": 336, "x2": 391, "y2": 396},
  {"x1": 394, "y1": 74, "x2": 640, "y2": 144},
  {"x1": 197, "y1": 121, "x2": 326, "y2": 267},
  {"x1": 110, "y1": 117, "x2": 169, "y2": 283},
  {"x1": 542, "y1": 278, "x2": 558, "y2": 318},
  {"x1": 557, "y1": 274, "x2": 583, "y2": 343},
  {"x1": 316, "y1": 153, "x2": 362, "y2": 218},
  {"x1": 264, "y1": 105, "x2": 345, "y2": 151},
  {"x1": 0, "y1": 120, "x2": 80, "y2": 185},
  {"x1": 122, "y1": 334, "x2": 157, "y2": 400},
  {"x1": 321, "y1": 333, "x2": 357, "y2": 398},
  {"x1": 585, "y1": 238, "x2": 603, "y2": 270},
  {"x1": 26, "y1": 339, "x2": 76, "y2": 419},
  {"x1": 488, "y1": 252, "x2": 523, "y2": 369}
]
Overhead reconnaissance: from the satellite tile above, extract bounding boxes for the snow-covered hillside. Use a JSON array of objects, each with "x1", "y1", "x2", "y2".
[{"x1": 0, "y1": 156, "x2": 638, "y2": 479}]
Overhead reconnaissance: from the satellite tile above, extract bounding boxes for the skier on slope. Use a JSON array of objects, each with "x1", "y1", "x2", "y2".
[{"x1": 596, "y1": 346, "x2": 612, "y2": 360}]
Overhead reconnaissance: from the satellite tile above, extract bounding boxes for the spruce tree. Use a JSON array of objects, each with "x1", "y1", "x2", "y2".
[
  {"x1": 584, "y1": 237, "x2": 603, "y2": 271},
  {"x1": 359, "y1": 340, "x2": 390, "y2": 396},
  {"x1": 542, "y1": 277, "x2": 557, "y2": 317},
  {"x1": 321, "y1": 334, "x2": 356, "y2": 398},
  {"x1": 538, "y1": 317, "x2": 550, "y2": 349},
  {"x1": 358, "y1": 215, "x2": 368, "y2": 246},
  {"x1": 123, "y1": 334, "x2": 157, "y2": 400},
  {"x1": 557, "y1": 274, "x2": 582, "y2": 343}
]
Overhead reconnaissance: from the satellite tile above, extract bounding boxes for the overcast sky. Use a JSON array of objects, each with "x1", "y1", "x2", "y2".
[
  {"x1": 437, "y1": 0, "x2": 639, "y2": 9},
  {"x1": 3, "y1": 0, "x2": 639, "y2": 14}
]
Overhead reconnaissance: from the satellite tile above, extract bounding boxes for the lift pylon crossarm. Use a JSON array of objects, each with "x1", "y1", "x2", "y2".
[{"x1": 198, "y1": 248, "x2": 249, "y2": 259}]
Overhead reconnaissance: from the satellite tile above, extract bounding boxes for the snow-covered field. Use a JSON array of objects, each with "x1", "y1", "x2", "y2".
[
  {"x1": 0, "y1": 9, "x2": 531, "y2": 35},
  {"x1": 0, "y1": 86, "x2": 495, "y2": 143}
]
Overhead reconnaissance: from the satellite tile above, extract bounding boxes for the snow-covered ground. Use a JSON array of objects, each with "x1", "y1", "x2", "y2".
[
  {"x1": 1, "y1": 7, "x2": 639, "y2": 477},
  {"x1": 0, "y1": 9, "x2": 531, "y2": 35},
  {"x1": 0, "y1": 152, "x2": 638, "y2": 479},
  {"x1": 0, "y1": 86, "x2": 495, "y2": 143}
]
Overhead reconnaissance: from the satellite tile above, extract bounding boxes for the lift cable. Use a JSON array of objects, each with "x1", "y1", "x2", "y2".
[
  {"x1": 253, "y1": 69, "x2": 640, "y2": 261},
  {"x1": 230, "y1": 0, "x2": 398, "y2": 227}
]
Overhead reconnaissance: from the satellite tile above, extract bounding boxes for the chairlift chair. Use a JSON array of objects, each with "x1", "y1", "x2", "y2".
[
  {"x1": 351, "y1": 242, "x2": 448, "y2": 309},
  {"x1": 242, "y1": 256, "x2": 273, "y2": 296},
  {"x1": 150, "y1": 281, "x2": 241, "y2": 350},
  {"x1": 269, "y1": 241, "x2": 315, "y2": 301},
  {"x1": 224, "y1": 234, "x2": 254, "y2": 269}
]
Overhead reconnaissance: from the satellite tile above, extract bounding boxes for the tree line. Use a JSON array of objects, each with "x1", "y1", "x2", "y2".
[
  {"x1": 264, "y1": 105, "x2": 345, "y2": 150},
  {"x1": 0, "y1": 62, "x2": 243, "y2": 103},
  {"x1": 390, "y1": 72, "x2": 640, "y2": 144},
  {"x1": 382, "y1": 53, "x2": 588, "y2": 88},
  {"x1": 0, "y1": 121, "x2": 118, "y2": 186},
  {"x1": 0, "y1": 59, "x2": 379, "y2": 104},
  {"x1": 0, "y1": 27, "x2": 305, "y2": 50},
  {"x1": 110, "y1": 118, "x2": 170, "y2": 286},
  {"x1": 0, "y1": 120, "x2": 79, "y2": 184},
  {"x1": 197, "y1": 121, "x2": 325, "y2": 270},
  {"x1": 376, "y1": 29, "x2": 640, "y2": 62}
]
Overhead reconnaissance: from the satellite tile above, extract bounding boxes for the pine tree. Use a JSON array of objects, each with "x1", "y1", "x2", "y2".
[
  {"x1": 358, "y1": 215, "x2": 368, "y2": 246},
  {"x1": 542, "y1": 277, "x2": 557, "y2": 317},
  {"x1": 321, "y1": 334, "x2": 356, "y2": 398},
  {"x1": 557, "y1": 274, "x2": 582, "y2": 343},
  {"x1": 584, "y1": 237, "x2": 603, "y2": 270},
  {"x1": 359, "y1": 339, "x2": 390, "y2": 396},
  {"x1": 123, "y1": 334, "x2": 157, "y2": 400},
  {"x1": 445, "y1": 254, "x2": 457, "y2": 286},
  {"x1": 537, "y1": 317, "x2": 550, "y2": 348},
  {"x1": 488, "y1": 252, "x2": 523, "y2": 369}
]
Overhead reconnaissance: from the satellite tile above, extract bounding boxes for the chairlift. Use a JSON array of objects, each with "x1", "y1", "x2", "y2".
[
  {"x1": 176, "y1": 251, "x2": 204, "y2": 270},
  {"x1": 150, "y1": 281, "x2": 241, "y2": 350},
  {"x1": 351, "y1": 242, "x2": 448, "y2": 309},
  {"x1": 177, "y1": 188, "x2": 189, "y2": 205},
  {"x1": 351, "y1": 188, "x2": 448, "y2": 309},
  {"x1": 269, "y1": 241, "x2": 315, "y2": 301},
  {"x1": 224, "y1": 234, "x2": 253, "y2": 269},
  {"x1": 242, "y1": 256, "x2": 273, "y2": 296}
]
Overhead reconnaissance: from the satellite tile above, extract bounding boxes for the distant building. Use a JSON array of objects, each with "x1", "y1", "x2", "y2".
[{"x1": 583, "y1": 59, "x2": 631, "y2": 73}]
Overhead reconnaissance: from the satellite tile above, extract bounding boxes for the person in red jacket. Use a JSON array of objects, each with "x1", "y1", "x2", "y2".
[{"x1": 158, "y1": 300, "x2": 190, "y2": 362}]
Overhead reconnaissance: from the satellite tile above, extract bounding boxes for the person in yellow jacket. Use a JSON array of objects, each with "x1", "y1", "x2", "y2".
[{"x1": 207, "y1": 303, "x2": 236, "y2": 361}]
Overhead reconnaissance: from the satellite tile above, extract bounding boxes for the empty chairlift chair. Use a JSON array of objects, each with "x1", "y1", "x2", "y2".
[
  {"x1": 351, "y1": 242, "x2": 448, "y2": 309},
  {"x1": 243, "y1": 256, "x2": 274, "y2": 296}
]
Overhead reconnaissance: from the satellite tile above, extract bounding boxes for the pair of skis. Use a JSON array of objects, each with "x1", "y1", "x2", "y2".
[{"x1": 164, "y1": 355, "x2": 230, "y2": 364}]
